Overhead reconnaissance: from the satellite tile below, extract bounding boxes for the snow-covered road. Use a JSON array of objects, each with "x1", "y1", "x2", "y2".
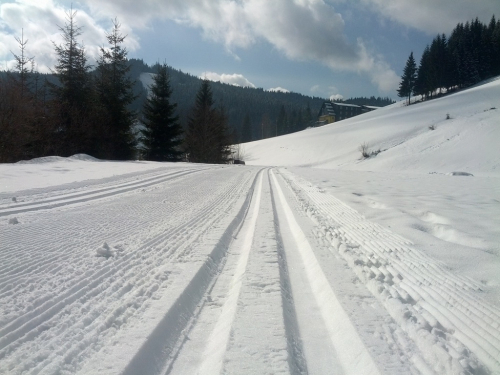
[{"x1": 1, "y1": 163, "x2": 499, "y2": 374}]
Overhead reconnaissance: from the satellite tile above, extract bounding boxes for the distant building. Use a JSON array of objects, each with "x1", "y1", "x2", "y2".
[
  {"x1": 332, "y1": 103, "x2": 363, "y2": 121},
  {"x1": 316, "y1": 101, "x2": 380, "y2": 125},
  {"x1": 361, "y1": 105, "x2": 381, "y2": 113},
  {"x1": 317, "y1": 102, "x2": 336, "y2": 126}
]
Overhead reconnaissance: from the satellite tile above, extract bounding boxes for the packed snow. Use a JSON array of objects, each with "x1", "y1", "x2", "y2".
[{"x1": 0, "y1": 79, "x2": 499, "y2": 375}]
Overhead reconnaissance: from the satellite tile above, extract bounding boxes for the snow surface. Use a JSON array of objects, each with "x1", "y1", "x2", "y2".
[{"x1": 0, "y1": 80, "x2": 499, "y2": 375}]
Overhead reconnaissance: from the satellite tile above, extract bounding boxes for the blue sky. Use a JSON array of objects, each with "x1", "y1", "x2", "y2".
[{"x1": 1, "y1": 0, "x2": 499, "y2": 100}]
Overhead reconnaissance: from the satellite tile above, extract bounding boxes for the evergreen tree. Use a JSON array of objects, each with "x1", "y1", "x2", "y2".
[
  {"x1": 241, "y1": 113, "x2": 252, "y2": 142},
  {"x1": 398, "y1": 52, "x2": 417, "y2": 104},
  {"x1": 305, "y1": 103, "x2": 313, "y2": 127},
  {"x1": 96, "y1": 19, "x2": 136, "y2": 160},
  {"x1": 276, "y1": 105, "x2": 287, "y2": 136},
  {"x1": 184, "y1": 80, "x2": 232, "y2": 163},
  {"x1": 140, "y1": 64, "x2": 183, "y2": 161},
  {"x1": 448, "y1": 23, "x2": 466, "y2": 88},
  {"x1": 492, "y1": 17, "x2": 500, "y2": 76},
  {"x1": 11, "y1": 29, "x2": 34, "y2": 99},
  {"x1": 414, "y1": 47, "x2": 433, "y2": 99},
  {"x1": 49, "y1": 9, "x2": 94, "y2": 156}
]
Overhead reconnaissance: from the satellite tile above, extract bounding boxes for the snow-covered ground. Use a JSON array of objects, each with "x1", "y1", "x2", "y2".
[{"x1": 0, "y1": 79, "x2": 499, "y2": 375}]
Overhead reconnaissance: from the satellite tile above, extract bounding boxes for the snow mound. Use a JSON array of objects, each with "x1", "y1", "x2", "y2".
[
  {"x1": 17, "y1": 154, "x2": 100, "y2": 164},
  {"x1": 17, "y1": 156, "x2": 67, "y2": 164},
  {"x1": 68, "y1": 154, "x2": 101, "y2": 162},
  {"x1": 96, "y1": 242, "x2": 115, "y2": 258}
]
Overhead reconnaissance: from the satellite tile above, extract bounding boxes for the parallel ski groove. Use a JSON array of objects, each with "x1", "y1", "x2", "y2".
[
  {"x1": 270, "y1": 169, "x2": 382, "y2": 375},
  {"x1": 0, "y1": 169, "x2": 201, "y2": 217}
]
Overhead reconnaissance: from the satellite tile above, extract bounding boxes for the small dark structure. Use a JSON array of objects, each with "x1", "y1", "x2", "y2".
[
  {"x1": 317, "y1": 102, "x2": 336, "y2": 126},
  {"x1": 233, "y1": 159, "x2": 245, "y2": 165},
  {"x1": 317, "y1": 101, "x2": 380, "y2": 125}
]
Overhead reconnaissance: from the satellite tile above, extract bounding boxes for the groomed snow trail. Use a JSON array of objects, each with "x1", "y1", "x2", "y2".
[
  {"x1": 1, "y1": 164, "x2": 498, "y2": 374},
  {"x1": 165, "y1": 170, "x2": 406, "y2": 375}
]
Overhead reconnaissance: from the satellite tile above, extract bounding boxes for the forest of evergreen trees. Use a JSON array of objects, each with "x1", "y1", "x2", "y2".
[
  {"x1": 0, "y1": 11, "x2": 396, "y2": 164},
  {"x1": 399, "y1": 16, "x2": 500, "y2": 103}
]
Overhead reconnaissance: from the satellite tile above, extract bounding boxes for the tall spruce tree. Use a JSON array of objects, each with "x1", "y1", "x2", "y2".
[
  {"x1": 414, "y1": 47, "x2": 432, "y2": 99},
  {"x1": 11, "y1": 29, "x2": 34, "y2": 99},
  {"x1": 492, "y1": 17, "x2": 500, "y2": 76},
  {"x1": 50, "y1": 9, "x2": 94, "y2": 156},
  {"x1": 97, "y1": 19, "x2": 136, "y2": 160},
  {"x1": 276, "y1": 105, "x2": 287, "y2": 136},
  {"x1": 184, "y1": 80, "x2": 232, "y2": 164},
  {"x1": 398, "y1": 52, "x2": 417, "y2": 104},
  {"x1": 241, "y1": 113, "x2": 252, "y2": 142},
  {"x1": 140, "y1": 64, "x2": 183, "y2": 161}
]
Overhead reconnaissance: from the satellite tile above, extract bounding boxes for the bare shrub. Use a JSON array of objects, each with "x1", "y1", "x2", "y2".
[
  {"x1": 231, "y1": 143, "x2": 246, "y2": 162},
  {"x1": 358, "y1": 142, "x2": 370, "y2": 158}
]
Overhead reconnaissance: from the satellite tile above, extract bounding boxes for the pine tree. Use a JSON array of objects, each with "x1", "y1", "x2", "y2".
[
  {"x1": 140, "y1": 64, "x2": 183, "y2": 161},
  {"x1": 492, "y1": 18, "x2": 500, "y2": 76},
  {"x1": 49, "y1": 9, "x2": 94, "y2": 156},
  {"x1": 276, "y1": 105, "x2": 287, "y2": 136},
  {"x1": 11, "y1": 29, "x2": 34, "y2": 99},
  {"x1": 305, "y1": 103, "x2": 313, "y2": 127},
  {"x1": 96, "y1": 19, "x2": 136, "y2": 160},
  {"x1": 398, "y1": 52, "x2": 417, "y2": 104},
  {"x1": 184, "y1": 80, "x2": 232, "y2": 164},
  {"x1": 241, "y1": 113, "x2": 252, "y2": 142},
  {"x1": 415, "y1": 47, "x2": 434, "y2": 99}
]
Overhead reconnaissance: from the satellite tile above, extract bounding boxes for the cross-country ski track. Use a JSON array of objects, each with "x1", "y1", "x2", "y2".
[{"x1": 1, "y1": 164, "x2": 499, "y2": 375}]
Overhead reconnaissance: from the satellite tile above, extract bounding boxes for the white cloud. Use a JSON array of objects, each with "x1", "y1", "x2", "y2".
[
  {"x1": 0, "y1": 0, "x2": 401, "y2": 93},
  {"x1": 310, "y1": 85, "x2": 321, "y2": 93},
  {"x1": 329, "y1": 94, "x2": 344, "y2": 101},
  {"x1": 202, "y1": 72, "x2": 255, "y2": 88},
  {"x1": 361, "y1": 0, "x2": 500, "y2": 34},
  {"x1": 267, "y1": 87, "x2": 290, "y2": 93}
]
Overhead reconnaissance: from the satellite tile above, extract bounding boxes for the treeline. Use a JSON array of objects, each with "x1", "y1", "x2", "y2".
[
  {"x1": 399, "y1": 16, "x2": 500, "y2": 103},
  {"x1": 343, "y1": 96, "x2": 394, "y2": 107}
]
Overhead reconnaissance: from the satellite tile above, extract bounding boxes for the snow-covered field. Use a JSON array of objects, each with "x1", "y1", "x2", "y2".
[{"x1": 1, "y1": 79, "x2": 499, "y2": 375}]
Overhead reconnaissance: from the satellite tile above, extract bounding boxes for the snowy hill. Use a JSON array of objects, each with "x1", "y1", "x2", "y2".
[{"x1": 245, "y1": 77, "x2": 500, "y2": 176}]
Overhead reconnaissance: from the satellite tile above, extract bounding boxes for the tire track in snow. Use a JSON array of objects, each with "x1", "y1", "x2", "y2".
[
  {"x1": 278, "y1": 168, "x2": 500, "y2": 374},
  {"x1": 270, "y1": 169, "x2": 382, "y2": 375},
  {"x1": 0, "y1": 167, "x2": 257, "y2": 374}
]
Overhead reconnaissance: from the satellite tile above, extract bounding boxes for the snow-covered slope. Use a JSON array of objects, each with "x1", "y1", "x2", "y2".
[{"x1": 245, "y1": 78, "x2": 500, "y2": 176}]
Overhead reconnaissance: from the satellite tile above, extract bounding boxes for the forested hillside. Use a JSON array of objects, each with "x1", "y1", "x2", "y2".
[{"x1": 129, "y1": 59, "x2": 326, "y2": 142}]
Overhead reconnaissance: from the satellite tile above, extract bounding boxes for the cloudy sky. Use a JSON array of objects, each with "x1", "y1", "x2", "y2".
[{"x1": 1, "y1": 0, "x2": 498, "y2": 99}]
